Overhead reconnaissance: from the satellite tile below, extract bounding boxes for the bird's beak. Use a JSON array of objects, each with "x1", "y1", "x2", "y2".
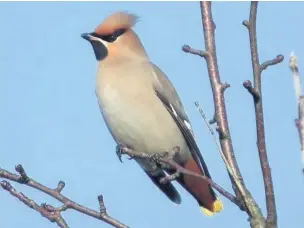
[
  {"x1": 81, "y1": 33, "x2": 92, "y2": 41},
  {"x1": 81, "y1": 32, "x2": 108, "y2": 61}
]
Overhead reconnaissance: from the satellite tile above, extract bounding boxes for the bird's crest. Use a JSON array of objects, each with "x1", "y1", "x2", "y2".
[{"x1": 94, "y1": 12, "x2": 139, "y2": 35}]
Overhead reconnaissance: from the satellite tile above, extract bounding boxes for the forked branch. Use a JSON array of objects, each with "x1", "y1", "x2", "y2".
[
  {"x1": 0, "y1": 165, "x2": 129, "y2": 228},
  {"x1": 198, "y1": 1, "x2": 246, "y2": 205},
  {"x1": 181, "y1": 1, "x2": 285, "y2": 228},
  {"x1": 183, "y1": 2, "x2": 266, "y2": 226},
  {"x1": 243, "y1": 2, "x2": 283, "y2": 227},
  {"x1": 118, "y1": 145, "x2": 238, "y2": 205}
]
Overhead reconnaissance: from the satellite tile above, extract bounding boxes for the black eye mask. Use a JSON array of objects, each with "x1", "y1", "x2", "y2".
[{"x1": 91, "y1": 28, "x2": 127, "y2": 43}]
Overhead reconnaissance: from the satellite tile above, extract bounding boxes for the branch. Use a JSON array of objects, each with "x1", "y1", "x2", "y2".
[
  {"x1": 183, "y1": 2, "x2": 267, "y2": 227},
  {"x1": 1, "y1": 181, "x2": 68, "y2": 228},
  {"x1": 243, "y1": 2, "x2": 283, "y2": 227},
  {"x1": 183, "y1": 2, "x2": 262, "y2": 221},
  {"x1": 198, "y1": 1, "x2": 246, "y2": 204},
  {"x1": 194, "y1": 102, "x2": 245, "y2": 210},
  {"x1": 260, "y1": 55, "x2": 284, "y2": 72},
  {"x1": 182, "y1": 45, "x2": 207, "y2": 58},
  {"x1": 0, "y1": 165, "x2": 129, "y2": 228},
  {"x1": 119, "y1": 146, "x2": 238, "y2": 205},
  {"x1": 243, "y1": 80, "x2": 260, "y2": 101},
  {"x1": 289, "y1": 52, "x2": 304, "y2": 173}
]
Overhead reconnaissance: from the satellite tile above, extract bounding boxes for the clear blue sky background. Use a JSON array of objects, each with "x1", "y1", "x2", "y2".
[{"x1": 1, "y1": 2, "x2": 303, "y2": 228}]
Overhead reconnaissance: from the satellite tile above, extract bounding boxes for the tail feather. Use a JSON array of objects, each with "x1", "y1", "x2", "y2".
[
  {"x1": 175, "y1": 157, "x2": 223, "y2": 215},
  {"x1": 200, "y1": 198, "x2": 223, "y2": 216},
  {"x1": 144, "y1": 170, "x2": 181, "y2": 204}
]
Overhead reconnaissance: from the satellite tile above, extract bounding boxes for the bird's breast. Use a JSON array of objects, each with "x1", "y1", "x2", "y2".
[{"x1": 95, "y1": 69, "x2": 189, "y2": 161}]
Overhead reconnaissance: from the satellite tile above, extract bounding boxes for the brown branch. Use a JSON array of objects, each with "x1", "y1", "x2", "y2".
[
  {"x1": 289, "y1": 52, "x2": 304, "y2": 173},
  {"x1": 182, "y1": 45, "x2": 207, "y2": 58},
  {"x1": 260, "y1": 55, "x2": 284, "y2": 71},
  {"x1": 198, "y1": 2, "x2": 253, "y2": 207},
  {"x1": 195, "y1": 101, "x2": 254, "y2": 212},
  {"x1": 119, "y1": 146, "x2": 238, "y2": 205},
  {"x1": 0, "y1": 165, "x2": 129, "y2": 228},
  {"x1": 183, "y1": 2, "x2": 268, "y2": 227},
  {"x1": 243, "y1": 80, "x2": 260, "y2": 101},
  {"x1": 198, "y1": 1, "x2": 246, "y2": 201},
  {"x1": 243, "y1": 2, "x2": 283, "y2": 228},
  {"x1": 1, "y1": 181, "x2": 68, "y2": 228},
  {"x1": 160, "y1": 171, "x2": 181, "y2": 185}
]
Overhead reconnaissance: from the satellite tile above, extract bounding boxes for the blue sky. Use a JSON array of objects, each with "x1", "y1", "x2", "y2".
[{"x1": 1, "y1": 2, "x2": 304, "y2": 228}]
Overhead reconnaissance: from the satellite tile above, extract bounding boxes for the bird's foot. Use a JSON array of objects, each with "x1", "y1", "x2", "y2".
[
  {"x1": 116, "y1": 144, "x2": 137, "y2": 162},
  {"x1": 149, "y1": 146, "x2": 180, "y2": 163},
  {"x1": 149, "y1": 152, "x2": 168, "y2": 164},
  {"x1": 149, "y1": 152, "x2": 171, "y2": 170},
  {"x1": 170, "y1": 146, "x2": 180, "y2": 159},
  {"x1": 149, "y1": 146, "x2": 181, "y2": 170},
  {"x1": 115, "y1": 144, "x2": 124, "y2": 163},
  {"x1": 127, "y1": 155, "x2": 135, "y2": 160}
]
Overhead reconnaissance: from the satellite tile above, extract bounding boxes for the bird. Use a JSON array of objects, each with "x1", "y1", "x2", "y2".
[{"x1": 81, "y1": 11, "x2": 222, "y2": 216}]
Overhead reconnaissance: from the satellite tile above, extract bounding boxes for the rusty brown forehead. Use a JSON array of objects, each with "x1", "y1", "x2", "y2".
[
  {"x1": 93, "y1": 12, "x2": 138, "y2": 36},
  {"x1": 94, "y1": 25, "x2": 127, "y2": 36}
]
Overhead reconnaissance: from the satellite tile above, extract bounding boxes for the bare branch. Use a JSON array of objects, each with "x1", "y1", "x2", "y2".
[
  {"x1": 0, "y1": 166, "x2": 129, "y2": 228},
  {"x1": 119, "y1": 146, "x2": 238, "y2": 205},
  {"x1": 243, "y1": 2, "x2": 283, "y2": 227},
  {"x1": 194, "y1": 101, "x2": 248, "y2": 210},
  {"x1": 199, "y1": 0, "x2": 244, "y2": 198},
  {"x1": 194, "y1": 102, "x2": 235, "y2": 172},
  {"x1": 55, "y1": 181, "x2": 65, "y2": 193},
  {"x1": 98, "y1": 195, "x2": 107, "y2": 214},
  {"x1": 15, "y1": 164, "x2": 30, "y2": 183},
  {"x1": 243, "y1": 80, "x2": 260, "y2": 101},
  {"x1": 289, "y1": 52, "x2": 304, "y2": 173},
  {"x1": 197, "y1": 3, "x2": 268, "y2": 223},
  {"x1": 1, "y1": 181, "x2": 68, "y2": 228},
  {"x1": 182, "y1": 45, "x2": 207, "y2": 58},
  {"x1": 260, "y1": 55, "x2": 284, "y2": 71},
  {"x1": 183, "y1": 2, "x2": 275, "y2": 227},
  {"x1": 160, "y1": 172, "x2": 181, "y2": 185}
]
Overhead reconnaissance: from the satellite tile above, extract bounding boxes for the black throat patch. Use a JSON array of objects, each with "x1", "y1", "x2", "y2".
[{"x1": 90, "y1": 40, "x2": 108, "y2": 61}]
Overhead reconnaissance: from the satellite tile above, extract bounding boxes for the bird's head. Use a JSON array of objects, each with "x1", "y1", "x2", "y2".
[{"x1": 81, "y1": 12, "x2": 147, "y2": 62}]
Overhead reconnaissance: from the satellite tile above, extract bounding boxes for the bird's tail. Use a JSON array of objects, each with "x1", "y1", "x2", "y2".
[
  {"x1": 200, "y1": 198, "x2": 223, "y2": 216},
  {"x1": 176, "y1": 157, "x2": 223, "y2": 216}
]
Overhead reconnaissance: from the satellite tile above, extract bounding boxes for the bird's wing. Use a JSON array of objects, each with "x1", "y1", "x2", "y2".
[{"x1": 149, "y1": 62, "x2": 212, "y2": 179}]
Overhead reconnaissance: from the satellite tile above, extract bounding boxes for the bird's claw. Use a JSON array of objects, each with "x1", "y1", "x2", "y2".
[
  {"x1": 115, "y1": 144, "x2": 124, "y2": 163},
  {"x1": 127, "y1": 155, "x2": 135, "y2": 160}
]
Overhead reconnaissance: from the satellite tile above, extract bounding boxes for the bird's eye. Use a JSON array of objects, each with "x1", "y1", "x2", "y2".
[
  {"x1": 93, "y1": 28, "x2": 127, "y2": 43},
  {"x1": 105, "y1": 34, "x2": 116, "y2": 42},
  {"x1": 105, "y1": 29, "x2": 126, "y2": 42},
  {"x1": 114, "y1": 29, "x2": 126, "y2": 37}
]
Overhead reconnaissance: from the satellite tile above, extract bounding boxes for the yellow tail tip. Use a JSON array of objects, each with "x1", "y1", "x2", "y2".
[{"x1": 200, "y1": 198, "x2": 223, "y2": 216}]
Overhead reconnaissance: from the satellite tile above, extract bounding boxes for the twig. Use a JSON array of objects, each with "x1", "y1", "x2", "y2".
[
  {"x1": 119, "y1": 146, "x2": 238, "y2": 205},
  {"x1": 195, "y1": 101, "x2": 251, "y2": 210},
  {"x1": 182, "y1": 45, "x2": 207, "y2": 58},
  {"x1": 1, "y1": 181, "x2": 68, "y2": 228},
  {"x1": 260, "y1": 55, "x2": 284, "y2": 71},
  {"x1": 183, "y1": 2, "x2": 267, "y2": 227},
  {"x1": 243, "y1": 80, "x2": 260, "y2": 101},
  {"x1": 194, "y1": 102, "x2": 227, "y2": 162},
  {"x1": 289, "y1": 52, "x2": 304, "y2": 173},
  {"x1": 0, "y1": 165, "x2": 129, "y2": 228},
  {"x1": 160, "y1": 172, "x2": 180, "y2": 185},
  {"x1": 198, "y1": 1, "x2": 249, "y2": 205},
  {"x1": 185, "y1": 0, "x2": 262, "y2": 216},
  {"x1": 243, "y1": 2, "x2": 283, "y2": 227}
]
